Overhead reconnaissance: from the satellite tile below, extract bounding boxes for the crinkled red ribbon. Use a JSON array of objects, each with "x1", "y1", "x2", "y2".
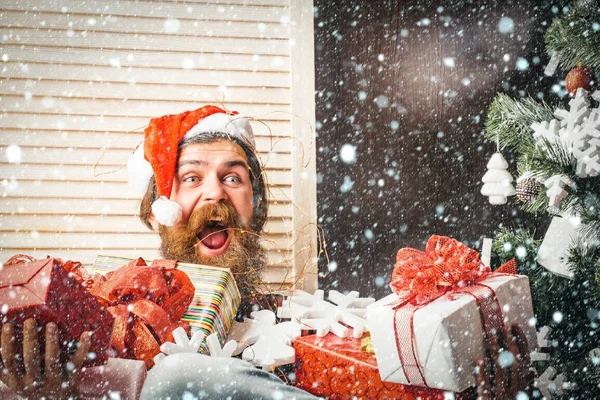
[
  {"x1": 389, "y1": 235, "x2": 516, "y2": 387},
  {"x1": 65, "y1": 258, "x2": 195, "y2": 368}
]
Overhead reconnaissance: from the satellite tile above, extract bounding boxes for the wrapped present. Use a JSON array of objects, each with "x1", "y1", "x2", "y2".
[
  {"x1": 77, "y1": 357, "x2": 147, "y2": 399},
  {"x1": 293, "y1": 328, "x2": 453, "y2": 399},
  {"x1": 65, "y1": 257, "x2": 195, "y2": 368},
  {"x1": 0, "y1": 257, "x2": 113, "y2": 367},
  {"x1": 366, "y1": 235, "x2": 537, "y2": 392},
  {"x1": 93, "y1": 255, "x2": 241, "y2": 356}
]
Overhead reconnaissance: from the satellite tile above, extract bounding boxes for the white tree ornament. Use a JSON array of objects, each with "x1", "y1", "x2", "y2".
[
  {"x1": 480, "y1": 152, "x2": 516, "y2": 204},
  {"x1": 544, "y1": 175, "x2": 574, "y2": 214},
  {"x1": 531, "y1": 88, "x2": 600, "y2": 178},
  {"x1": 227, "y1": 309, "x2": 302, "y2": 371},
  {"x1": 277, "y1": 289, "x2": 375, "y2": 339}
]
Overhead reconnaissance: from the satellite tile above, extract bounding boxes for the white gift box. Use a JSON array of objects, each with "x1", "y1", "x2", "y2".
[{"x1": 366, "y1": 275, "x2": 537, "y2": 392}]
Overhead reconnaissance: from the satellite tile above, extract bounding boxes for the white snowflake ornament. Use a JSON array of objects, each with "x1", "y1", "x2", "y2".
[
  {"x1": 277, "y1": 289, "x2": 375, "y2": 339},
  {"x1": 153, "y1": 327, "x2": 206, "y2": 365},
  {"x1": 532, "y1": 88, "x2": 600, "y2": 178},
  {"x1": 544, "y1": 175, "x2": 574, "y2": 214},
  {"x1": 481, "y1": 152, "x2": 516, "y2": 204},
  {"x1": 226, "y1": 309, "x2": 301, "y2": 370},
  {"x1": 536, "y1": 367, "x2": 577, "y2": 399},
  {"x1": 206, "y1": 333, "x2": 237, "y2": 358},
  {"x1": 530, "y1": 325, "x2": 577, "y2": 399},
  {"x1": 227, "y1": 309, "x2": 280, "y2": 356}
]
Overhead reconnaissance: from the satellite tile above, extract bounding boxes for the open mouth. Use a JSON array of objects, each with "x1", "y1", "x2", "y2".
[{"x1": 196, "y1": 219, "x2": 232, "y2": 256}]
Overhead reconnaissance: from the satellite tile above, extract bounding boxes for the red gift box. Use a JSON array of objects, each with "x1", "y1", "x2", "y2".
[
  {"x1": 293, "y1": 329, "x2": 454, "y2": 399},
  {"x1": 0, "y1": 258, "x2": 114, "y2": 367}
]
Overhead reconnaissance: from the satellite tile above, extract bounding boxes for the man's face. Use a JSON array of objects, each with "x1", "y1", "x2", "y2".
[
  {"x1": 170, "y1": 140, "x2": 253, "y2": 255},
  {"x1": 151, "y1": 140, "x2": 265, "y2": 294}
]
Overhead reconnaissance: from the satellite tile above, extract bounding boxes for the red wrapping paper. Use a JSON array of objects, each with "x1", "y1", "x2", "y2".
[
  {"x1": 0, "y1": 257, "x2": 114, "y2": 367},
  {"x1": 66, "y1": 258, "x2": 195, "y2": 368},
  {"x1": 293, "y1": 329, "x2": 461, "y2": 400}
]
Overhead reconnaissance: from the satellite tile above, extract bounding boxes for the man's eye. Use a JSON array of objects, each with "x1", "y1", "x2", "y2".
[
  {"x1": 224, "y1": 176, "x2": 240, "y2": 183},
  {"x1": 183, "y1": 176, "x2": 200, "y2": 183}
]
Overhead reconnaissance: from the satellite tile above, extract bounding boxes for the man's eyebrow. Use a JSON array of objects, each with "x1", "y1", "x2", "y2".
[
  {"x1": 177, "y1": 159, "x2": 249, "y2": 169},
  {"x1": 178, "y1": 159, "x2": 207, "y2": 168},
  {"x1": 225, "y1": 160, "x2": 249, "y2": 169}
]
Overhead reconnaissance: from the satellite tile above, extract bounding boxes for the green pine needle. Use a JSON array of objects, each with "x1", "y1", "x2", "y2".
[
  {"x1": 546, "y1": 1, "x2": 600, "y2": 71},
  {"x1": 484, "y1": 94, "x2": 555, "y2": 154}
]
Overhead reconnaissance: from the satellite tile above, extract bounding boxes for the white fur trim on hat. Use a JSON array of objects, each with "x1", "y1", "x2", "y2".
[
  {"x1": 151, "y1": 196, "x2": 183, "y2": 227},
  {"x1": 184, "y1": 112, "x2": 255, "y2": 147},
  {"x1": 127, "y1": 143, "x2": 154, "y2": 197}
]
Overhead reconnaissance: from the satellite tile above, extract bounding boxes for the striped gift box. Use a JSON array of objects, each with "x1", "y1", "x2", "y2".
[{"x1": 92, "y1": 255, "x2": 241, "y2": 354}]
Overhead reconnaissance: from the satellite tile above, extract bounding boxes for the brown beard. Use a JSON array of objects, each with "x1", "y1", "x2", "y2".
[{"x1": 158, "y1": 203, "x2": 265, "y2": 298}]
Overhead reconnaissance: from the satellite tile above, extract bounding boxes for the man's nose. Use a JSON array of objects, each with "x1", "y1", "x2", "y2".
[{"x1": 202, "y1": 175, "x2": 227, "y2": 204}]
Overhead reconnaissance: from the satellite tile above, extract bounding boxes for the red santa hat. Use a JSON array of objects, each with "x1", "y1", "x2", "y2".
[{"x1": 127, "y1": 105, "x2": 255, "y2": 227}]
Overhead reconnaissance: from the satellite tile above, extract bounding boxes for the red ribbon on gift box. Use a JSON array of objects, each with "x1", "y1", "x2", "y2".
[
  {"x1": 389, "y1": 235, "x2": 516, "y2": 387},
  {"x1": 65, "y1": 258, "x2": 195, "y2": 368}
]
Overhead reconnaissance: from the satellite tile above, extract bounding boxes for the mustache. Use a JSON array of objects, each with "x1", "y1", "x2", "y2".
[{"x1": 186, "y1": 202, "x2": 240, "y2": 235}]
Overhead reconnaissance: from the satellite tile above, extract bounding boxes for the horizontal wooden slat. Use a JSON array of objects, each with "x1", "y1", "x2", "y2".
[
  {"x1": 0, "y1": 231, "x2": 293, "y2": 250},
  {"x1": 1, "y1": 180, "x2": 293, "y2": 202},
  {"x1": 1, "y1": 45, "x2": 289, "y2": 72},
  {"x1": 0, "y1": 96, "x2": 292, "y2": 120},
  {"x1": 0, "y1": 198, "x2": 291, "y2": 217},
  {"x1": 0, "y1": 164, "x2": 293, "y2": 187},
  {"x1": 1, "y1": 28, "x2": 289, "y2": 56},
  {"x1": 0, "y1": 10, "x2": 290, "y2": 39},
  {"x1": 0, "y1": 214, "x2": 293, "y2": 235},
  {"x1": 0, "y1": 114, "x2": 292, "y2": 136},
  {"x1": 2, "y1": 63, "x2": 290, "y2": 88},
  {"x1": 0, "y1": 130, "x2": 294, "y2": 153},
  {"x1": 1, "y1": 1, "x2": 288, "y2": 23},
  {"x1": 0, "y1": 146, "x2": 292, "y2": 170}
]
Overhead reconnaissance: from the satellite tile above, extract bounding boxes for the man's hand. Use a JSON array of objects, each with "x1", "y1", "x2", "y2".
[
  {"x1": 1, "y1": 318, "x2": 91, "y2": 399},
  {"x1": 475, "y1": 324, "x2": 534, "y2": 399}
]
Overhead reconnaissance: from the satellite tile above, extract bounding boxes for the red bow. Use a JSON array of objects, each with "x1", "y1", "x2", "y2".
[
  {"x1": 390, "y1": 235, "x2": 516, "y2": 305},
  {"x1": 66, "y1": 258, "x2": 195, "y2": 368}
]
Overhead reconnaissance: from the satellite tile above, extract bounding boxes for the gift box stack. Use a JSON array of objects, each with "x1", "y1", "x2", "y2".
[
  {"x1": 93, "y1": 255, "x2": 240, "y2": 355},
  {"x1": 291, "y1": 235, "x2": 537, "y2": 398}
]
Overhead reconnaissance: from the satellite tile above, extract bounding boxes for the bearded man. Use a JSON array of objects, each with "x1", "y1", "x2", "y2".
[{"x1": 128, "y1": 105, "x2": 320, "y2": 399}]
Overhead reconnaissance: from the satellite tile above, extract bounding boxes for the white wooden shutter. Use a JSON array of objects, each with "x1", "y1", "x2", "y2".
[{"x1": 0, "y1": 0, "x2": 317, "y2": 293}]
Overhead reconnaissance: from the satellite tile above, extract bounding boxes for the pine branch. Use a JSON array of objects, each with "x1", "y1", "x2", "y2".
[
  {"x1": 484, "y1": 94, "x2": 555, "y2": 154},
  {"x1": 545, "y1": 1, "x2": 600, "y2": 71}
]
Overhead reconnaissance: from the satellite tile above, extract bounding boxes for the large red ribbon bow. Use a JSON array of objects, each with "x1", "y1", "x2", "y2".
[
  {"x1": 390, "y1": 235, "x2": 516, "y2": 305},
  {"x1": 66, "y1": 258, "x2": 195, "y2": 368}
]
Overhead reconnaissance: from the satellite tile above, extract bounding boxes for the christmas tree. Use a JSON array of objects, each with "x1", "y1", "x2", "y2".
[{"x1": 484, "y1": 1, "x2": 600, "y2": 397}]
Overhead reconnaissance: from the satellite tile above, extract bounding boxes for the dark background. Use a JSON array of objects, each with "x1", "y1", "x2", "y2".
[{"x1": 314, "y1": 0, "x2": 568, "y2": 298}]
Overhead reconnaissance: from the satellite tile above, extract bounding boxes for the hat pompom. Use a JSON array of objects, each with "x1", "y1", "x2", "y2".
[
  {"x1": 127, "y1": 144, "x2": 154, "y2": 197},
  {"x1": 151, "y1": 196, "x2": 183, "y2": 227}
]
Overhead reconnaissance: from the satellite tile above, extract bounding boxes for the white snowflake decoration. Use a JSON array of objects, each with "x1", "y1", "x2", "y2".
[
  {"x1": 227, "y1": 309, "x2": 302, "y2": 371},
  {"x1": 531, "y1": 325, "x2": 577, "y2": 399},
  {"x1": 532, "y1": 88, "x2": 600, "y2": 179},
  {"x1": 153, "y1": 327, "x2": 206, "y2": 365},
  {"x1": 227, "y1": 309, "x2": 282, "y2": 356},
  {"x1": 544, "y1": 174, "x2": 575, "y2": 214},
  {"x1": 277, "y1": 289, "x2": 375, "y2": 339},
  {"x1": 206, "y1": 333, "x2": 237, "y2": 358}
]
